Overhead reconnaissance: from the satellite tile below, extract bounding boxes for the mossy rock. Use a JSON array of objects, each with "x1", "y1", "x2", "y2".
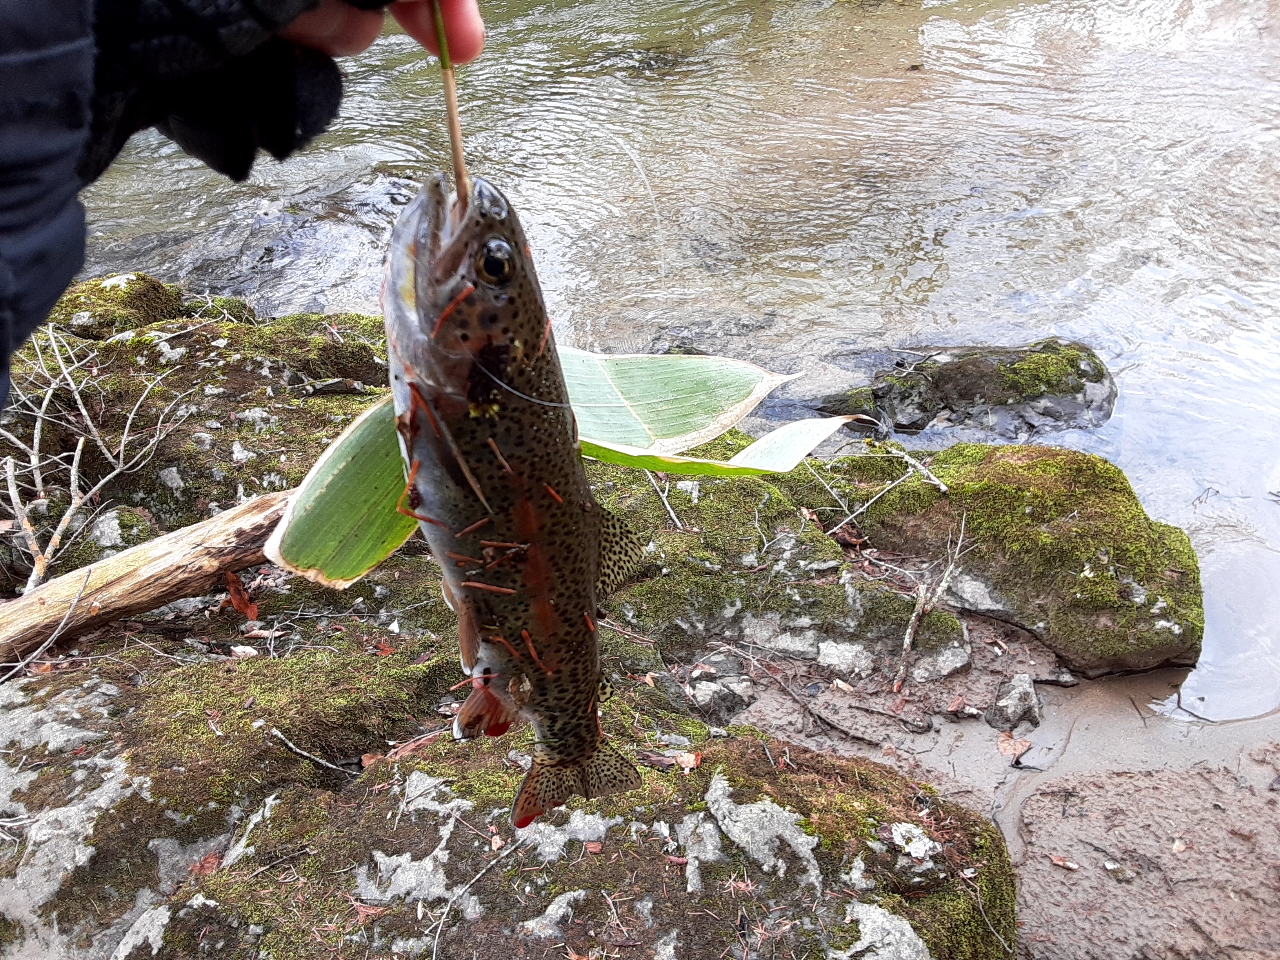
[
  {"x1": 0, "y1": 622, "x2": 1015, "y2": 960},
  {"x1": 833, "y1": 442, "x2": 1202, "y2": 675},
  {"x1": 820, "y1": 339, "x2": 1117, "y2": 438},
  {"x1": 182, "y1": 295, "x2": 256, "y2": 324},
  {"x1": 586, "y1": 433, "x2": 962, "y2": 685},
  {"x1": 0, "y1": 312, "x2": 387, "y2": 553},
  {"x1": 46, "y1": 273, "x2": 184, "y2": 340}
]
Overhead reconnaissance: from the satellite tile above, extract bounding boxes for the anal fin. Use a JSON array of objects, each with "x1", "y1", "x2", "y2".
[{"x1": 454, "y1": 682, "x2": 520, "y2": 740}]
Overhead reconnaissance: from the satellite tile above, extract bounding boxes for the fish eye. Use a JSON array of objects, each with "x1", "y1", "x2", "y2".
[{"x1": 476, "y1": 238, "x2": 515, "y2": 286}]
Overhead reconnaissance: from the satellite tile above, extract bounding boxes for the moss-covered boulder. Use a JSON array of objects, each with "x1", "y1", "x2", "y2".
[
  {"x1": 0, "y1": 301, "x2": 387, "y2": 596},
  {"x1": 46, "y1": 273, "x2": 185, "y2": 340},
  {"x1": 820, "y1": 339, "x2": 1116, "y2": 438},
  {"x1": 831, "y1": 442, "x2": 1202, "y2": 675},
  {"x1": 0, "y1": 611, "x2": 1015, "y2": 960}
]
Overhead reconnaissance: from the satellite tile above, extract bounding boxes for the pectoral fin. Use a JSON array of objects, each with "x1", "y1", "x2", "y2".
[{"x1": 595, "y1": 507, "x2": 646, "y2": 596}]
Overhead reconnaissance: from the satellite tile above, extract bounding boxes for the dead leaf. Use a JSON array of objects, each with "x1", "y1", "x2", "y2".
[
  {"x1": 28, "y1": 662, "x2": 52, "y2": 675},
  {"x1": 637, "y1": 673, "x2": 657, "y2": 687},
  {"x1": 229, "y1": 645, "x2": 259, "y2": 659},
  {"x1": 1048, "y1": 855, "x2": 1080, "y2": 871},
  {"x1": 636, "y1": 750, "x2": 676, "y2": 771},
  {"x1": 189, "y1": 852, "x2": 221, "y2": 877},
  {"x1": 490, "y1": 835, "x2": 504, "y2": 852},
  {"x1": 223, "y1": 571, "x2": 258, "y2": 621},
  {"x1": 584, "y1": 841, "x2": 603, "y2": 855},
  {"x1": 1172, "y1": 838, "x2": 1189, "y2": 854},
  {"x1": 947, "y1": 695, "x2": 967, "y2": 712},
  {"x1": 361, "y1": 753, "x2": 382, "y2": 768},
  {"x1": 997, "y1": 730, "x2": 1031, "y2": 761},
  {"x1": 386, "y1": 730, "x2": 446, "y2": 760},
  {"x1": 832, "y1": 678, "x2": 855, "y2": 694},
  {"x1": 370, "y1": 640, "x2": 395, "y2": 657},
  {"x1": 675, "y1": 751, "x2": 702, "y2": 775},
  {"x1": 350, "y1": 901, "x2": 386, "y2": 923},
  {"x1": 241, "y1": 628, "x2": 285, "y2": 640}
]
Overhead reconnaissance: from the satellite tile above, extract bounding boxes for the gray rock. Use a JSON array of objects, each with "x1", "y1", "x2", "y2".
[
  {"x1": 818, "y1": 640, "x2": 876, "y2": 678},
  {"x1": 158, "y1": 466, "x2": 184, "y2": 494},
  {"x1": 910, "y1": 644, "x2": 971, "y2": 683},
  {"x1": 985, "y1": 673, "x2": 1042, "y2": 730},
  {"x1": 818, "y1": 338, "x2": 1116, "y2": 441}
]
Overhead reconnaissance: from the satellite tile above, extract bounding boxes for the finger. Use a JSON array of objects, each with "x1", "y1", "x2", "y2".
[
  {"x1": 280, "y1": 0, "x2": 386, "y2": 57},
  {"x1": 390, "y1": 0, "x2": 486, "y2": 65}
]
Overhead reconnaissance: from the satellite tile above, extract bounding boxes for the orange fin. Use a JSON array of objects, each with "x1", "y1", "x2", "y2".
[
  {"x1": 511, "y1": 738, "x2": 642, "y2": 828},
  {"x1": 454, "y1": 683, "x2": 520, "y2": 740}
]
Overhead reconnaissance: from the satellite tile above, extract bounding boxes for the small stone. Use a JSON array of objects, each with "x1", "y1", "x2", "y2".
[
  {"x1": 910, "y1": 643, "x2": 971, "y2": 683},
  {"x1": 90, "y1": 511, "x2": 123, "y2": 548},
  {"x1": 1104, "y1": 859, "x2": 1136, "y2": 883},
  {"x1": 1038, "y1": 666, "x2": 1079, "y2": 687},
  {"x1": 817, "y1": 640, "x2": 875, "y2": 678},
  {"x1": 985, "y1": 673, "x2": 1042, "y2": 730},
  {"x1": 191, "y1": 432, "x2": 214, "y2": 451},
  {"x1": 158, "y1": 466, "x2": 184, "y2": 494},
  {"x1": 231, "y1": 441, "x2": 256, "y2": 463}
]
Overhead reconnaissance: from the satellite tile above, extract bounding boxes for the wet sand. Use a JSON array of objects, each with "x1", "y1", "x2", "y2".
[{"x1": 731, "y1": 644, "x2": 1280, "y2": 956}]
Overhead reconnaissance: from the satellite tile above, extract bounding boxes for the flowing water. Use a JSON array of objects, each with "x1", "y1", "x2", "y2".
[{"x1": 82, "y1": 0, "x2": 1280, "y2": 720}]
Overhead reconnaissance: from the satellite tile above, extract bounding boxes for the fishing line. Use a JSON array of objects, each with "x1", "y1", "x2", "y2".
[{"x1": 473, "y1": 361, "x2": 632, "y2": 410}]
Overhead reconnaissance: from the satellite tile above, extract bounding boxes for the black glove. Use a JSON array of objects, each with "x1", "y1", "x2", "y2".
[{"x1": 80, "y1": 0, "x2": 392, "y2": 184}]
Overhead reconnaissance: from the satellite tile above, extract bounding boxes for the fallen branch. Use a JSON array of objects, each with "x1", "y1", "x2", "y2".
[
  {"x1": 892, "y1": 512, "x2": 967, "y2": 692},
  {"x1": 0, "y1": 491, "x2": 291, "y2": 665}
]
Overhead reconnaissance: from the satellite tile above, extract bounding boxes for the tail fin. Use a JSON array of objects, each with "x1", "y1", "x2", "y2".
[
  {"x1": 511, "y1": 738, "x2": 642, "y2": 828},
  {"x1": 454, "y1": 682, "x2": 520, "y2": 740}
]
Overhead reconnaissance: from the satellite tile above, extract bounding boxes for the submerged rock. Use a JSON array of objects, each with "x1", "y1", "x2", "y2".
[{"x1": 819, "y1": 339, "x2": 1116, "y2": 439}]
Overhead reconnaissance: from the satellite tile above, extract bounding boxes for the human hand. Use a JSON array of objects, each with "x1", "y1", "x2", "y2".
[{"x1": 281, "y1": 0, "x2": 485, "y2": 63}]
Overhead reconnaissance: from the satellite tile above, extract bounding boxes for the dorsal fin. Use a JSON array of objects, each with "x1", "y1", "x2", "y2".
[{"x1": 596, "y1": 507, "x2": 646, "y2": 597}]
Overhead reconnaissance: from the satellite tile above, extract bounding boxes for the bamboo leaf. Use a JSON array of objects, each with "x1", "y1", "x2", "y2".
[
  {"x1": 268, "y1": 355, "x2": 846, "y2": 586},
  {"x1": 264, "y1": 395, "x2": 415, "y2": 588},
  {"x1": 560, "y1": 348, "x2": 799, "y2": 454}
]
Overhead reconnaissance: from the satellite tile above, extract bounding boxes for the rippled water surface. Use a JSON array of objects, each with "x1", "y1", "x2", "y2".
[{"x1": 83, "y1": 0, "x2": 1280, "y2": 720}]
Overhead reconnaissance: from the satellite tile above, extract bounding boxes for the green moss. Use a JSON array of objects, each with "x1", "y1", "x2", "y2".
[
  {"x1": 47, "y1": 273, "x2": 184, "y2": 339},
  {"x1": 838, "y1": 443, "x2": 1202, "y2": 672},
  {"x1": 183, "y1": 295, "x2": 255, "y2": 324},
  {"x1": 130, "y1": 649, "x2": 440, "y2": 808}
]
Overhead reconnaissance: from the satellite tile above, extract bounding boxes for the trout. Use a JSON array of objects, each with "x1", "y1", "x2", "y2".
[{"x1": 382, "y1": 174, "x2": 644, "y2": 828}]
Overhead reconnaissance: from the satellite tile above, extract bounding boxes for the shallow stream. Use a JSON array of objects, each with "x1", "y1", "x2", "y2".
[{"x1": 83, "y1": 0, "x2": 1280, "y2": 720}]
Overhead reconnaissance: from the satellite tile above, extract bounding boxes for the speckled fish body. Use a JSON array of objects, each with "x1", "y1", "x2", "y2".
[{"x1": 382, "y1": 174, "x2": 641, "y2": 828}]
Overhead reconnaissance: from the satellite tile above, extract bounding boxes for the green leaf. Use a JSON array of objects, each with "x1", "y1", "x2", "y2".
[
  {"x1": 580, "y1": 416, "x2": 854, "y2": 476},
  {"x1": 267, "y1": 353, "x2": 850, "y2": 586},
  {"x1": 560, "y1": 348, "x2": 799, "y2": 454},
  {"x1": 264, "y1": 395, "x2": 415, "y2": 588}
]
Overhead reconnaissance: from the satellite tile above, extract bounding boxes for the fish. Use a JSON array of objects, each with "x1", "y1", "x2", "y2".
[{"x1": 382, "y1": 173, "x2": 645, "y2": 828}]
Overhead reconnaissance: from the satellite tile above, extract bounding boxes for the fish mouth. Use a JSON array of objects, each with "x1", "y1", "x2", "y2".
[{"x1": 424, "y1": 174, "x2": 472, "y2": 286}]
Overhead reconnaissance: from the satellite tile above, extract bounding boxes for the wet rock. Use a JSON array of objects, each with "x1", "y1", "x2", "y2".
[
  {"x1": 688, "y1": 680, "x2": 746, "y2": 720},
  {"x1": 1038, "y1": 666, "x2": 1079, "y2": 687},
  {"x1": 910, "y1": 643, "x2": 971, "y2": 683},
  {"x1": 985, "y1": 674, "x2": 1042, "y2": 730},
  {"x1": 819, "y1": 338, "x2": 1116, "y2": 439}
]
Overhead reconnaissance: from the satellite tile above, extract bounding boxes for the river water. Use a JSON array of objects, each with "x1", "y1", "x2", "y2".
[{"x1": 82, "y1": 0, "x2": 1280, "y2": 720}]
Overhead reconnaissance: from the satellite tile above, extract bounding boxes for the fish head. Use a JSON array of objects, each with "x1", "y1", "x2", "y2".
[{"x1": 413, "y1": 175, "x2": 547, "y2": 392}]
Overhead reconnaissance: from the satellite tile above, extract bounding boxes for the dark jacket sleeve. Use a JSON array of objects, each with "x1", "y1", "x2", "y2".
[
  {"x1": 0, "y1": 0, "x2": 95, "y2": 410},
  {"x1": 2, "y1": 0, "x2": 389, "y2": 409}
]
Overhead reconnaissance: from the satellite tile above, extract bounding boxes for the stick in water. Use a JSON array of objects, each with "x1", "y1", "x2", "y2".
[{"x1": 430, "y1": 0, "x2": 470, "y2": 206}]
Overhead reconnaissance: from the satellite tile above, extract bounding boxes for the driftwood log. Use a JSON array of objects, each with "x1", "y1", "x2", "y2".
[{"x1": 0, "y1": 490, "x2": 291, "y2": 665}]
